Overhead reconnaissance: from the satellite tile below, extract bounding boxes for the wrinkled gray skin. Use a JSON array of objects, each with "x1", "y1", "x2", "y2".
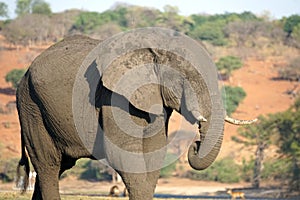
[{"x1": 16, "y1": 35, "x2": 253, "y2": 200}]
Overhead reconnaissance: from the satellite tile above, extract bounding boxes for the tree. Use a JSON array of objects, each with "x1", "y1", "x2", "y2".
[
  {"x1": 31, "y1": 0, "x2": 51, "y2": 15},
  {"x1": 275, "y1": 99, "x2": 300, "y2": 191},
  {"x1": 283, "y1": 14, "x2": 300, "y2": 37},
  {"x1": 5, "y1": 69, "x2": 26, "y2": 89},
  {"x1": 234, "y1": 115, "x2": 276, "y2": 188},
  {"x1": 216, "y1": 56, "x2": 243, "y2": 79},
  {"x1": 0, "y1": 2, "x2": 8, "y2": 18},
  {"x1": 291, "y1": 23, "x2": 300, "y2": 42},
  {"x1": 238, "y1": 11, "x2": 259, "y2": 21},
  {"x1": 15, "y1": 0, "x2": 32, "y2": 16},
  {"x1": 156, "y1": 5, "x2": 190, "y2": 33},
  {"x1": 124, "y1": 6, "x2": 160, "y2": 29},
  {"x1": 237, "y1": 97, "x2": 300, "y2": 191},
  {"x1": 15, "y1": 0, "x2": 51, "y2": 16}
]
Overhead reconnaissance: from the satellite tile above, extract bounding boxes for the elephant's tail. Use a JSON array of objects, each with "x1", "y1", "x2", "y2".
[{"x1": 16, "y1": 132, "x2": 30, "y2": 193}]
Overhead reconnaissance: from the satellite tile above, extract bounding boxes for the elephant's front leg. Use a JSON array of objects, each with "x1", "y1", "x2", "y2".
[
  {"x1": 118, "y1": 170, "x2": 161, "y2": 200},
  {"x1": 119, "y1": 125, "x2": 167, "y2": 200},
  {"x1": 101, "y1": 104, "x2": 167, "y2": 200}
]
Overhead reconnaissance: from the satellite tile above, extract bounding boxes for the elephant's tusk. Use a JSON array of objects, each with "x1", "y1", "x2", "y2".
[
  {"x1": 225, "y1": 115, "x2": 257, "y2": 125},
  {"x1": 197, "y1": 115, "x2": 207, "y2": 122}
]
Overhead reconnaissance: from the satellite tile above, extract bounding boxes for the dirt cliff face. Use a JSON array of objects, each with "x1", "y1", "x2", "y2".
[{"x1": 0, "y1": 36, "x2": 47, "y2": 159}]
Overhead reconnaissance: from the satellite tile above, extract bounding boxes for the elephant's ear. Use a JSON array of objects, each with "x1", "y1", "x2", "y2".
[{"x1": 98, "y1": 49, "x2": 164, "y2": 115}]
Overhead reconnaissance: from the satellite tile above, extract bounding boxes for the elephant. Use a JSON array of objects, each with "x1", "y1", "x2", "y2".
[{"x1": 16, "y1": 30, "x2": 256, "y2": 200}]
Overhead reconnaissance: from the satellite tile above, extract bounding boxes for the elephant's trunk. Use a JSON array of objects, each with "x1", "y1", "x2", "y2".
[
  {"x1": 188, "y1": 114, "x2": 257, "y2": 170},
  {"x1": 187, "y1": 113, "x2": 224, "y2": 170}
]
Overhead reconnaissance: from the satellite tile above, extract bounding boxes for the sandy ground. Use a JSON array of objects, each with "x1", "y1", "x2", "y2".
[
  {"x1": 0, "y1": 176, "x2": 255, "y2": 196},
  {"x1": 1, "y1": 176, "x2": 288, "y2": 199}
]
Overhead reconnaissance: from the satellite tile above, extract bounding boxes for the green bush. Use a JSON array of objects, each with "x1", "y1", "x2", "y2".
[
  {"x1": 60, "y1": 158, "x2": 111, "y2": 181},
  {"x1": 79, "y1": 160, "x2": 111, "y2": 181},
  {"x1": 261, "y1": 158, "x2": 291, "y2": 180},
  {"x1": 0, "y1": 158, "x2": 19, "y2": 183},
  {"x1": 189, "y1": 12, "x2": 260, "y2": 46},
  {"x1": 5, "y1": 69, "x2": 26, "y2": 89},
  {"x1": 222, "y1": 86, "x2": 246, "y2": 116},
  {"x1": 241, "y1": 157, "x2": 255, "y2": 182},
  {"x1": 60, "y1": 158, "x2": 89, "y2": 179},
  {"x1": 216, "y1": 56, "x2": 243, "y2": 79},
  {"x1": 72, "y1": 7, "x2": 128, "y2": 34},
  {"x1": 72, "y1": 12, "x2": 104, "y2": 33},
  {"x1": 190, "y1": 21, "x2": 227, "y2": 46},
  {"x1": 185, "y1": 158, "x2": 241, "y2": 183}
]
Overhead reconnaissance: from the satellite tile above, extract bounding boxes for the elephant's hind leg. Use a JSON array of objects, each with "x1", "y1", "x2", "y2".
[
  {"x1": 22, "y1": 115, "x2": 61, "y2": 200},
  {"x1": 18, "y1": 90, "x2": 62, "y2": 199},
  {"x1": 32, "y1": 166, "x2": 60, "y2": 200},
  {"x1": 21, "y1": 118, "x2": 61, "y2": 199}
]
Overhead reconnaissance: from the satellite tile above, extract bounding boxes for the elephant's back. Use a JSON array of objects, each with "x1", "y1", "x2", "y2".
[
  {"x1": 29, "y1": 35, "x2": 99, "y2": 96},
  {"x1": 29, "y1": 35, "x2": 99, "y2": 115},
  {"x1": 26, "y1": 35, "x2": 100, "y2": 155}
]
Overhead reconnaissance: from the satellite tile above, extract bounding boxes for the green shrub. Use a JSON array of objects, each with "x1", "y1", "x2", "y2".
[
  {"x1": 60, "y1": 158, "x2": 89, "y2": 179},
  {"x1": 222, "y1": 86, "x2": 246, "y2": 116},
  {"x1": 185, "y1": 158, "x2": 241, "y2": 183},
  {"x1": 72, "y1": 7, "x2": 128, "y2": 34},
  {"x1": 79, "y1": 160, "x2": 111, "y2": 181},
  {"x1": 241, "y1": 157, "x2": 255, "y2": 182},
  {"x1": 216, "y1": 56, "x2": 243, "y2": 79},
  {"x1": 5, "y1": 69, "x2": 26, "y2": 89},
  {"x1": 0, "y1": 158, "x2": 19, "y2": 183},
  {"x1": 190, "y1": 21, "x2": 227, "y2": 46},
  {"x1": 261, "y1": 158, "x2": 291, "y2": 180},
  {"x1": 60, "y1": 158, "x2": 111, "y2": 181}
]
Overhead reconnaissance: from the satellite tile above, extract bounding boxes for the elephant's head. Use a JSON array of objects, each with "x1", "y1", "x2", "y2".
[{"x1": 100, "y1": 47, "x2": 226, "y2": 170}]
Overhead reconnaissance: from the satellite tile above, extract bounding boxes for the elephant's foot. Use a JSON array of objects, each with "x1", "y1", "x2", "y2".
[
  {"x1": 119, "y1": 171, "x2": 160, "y2": 200},
  {"x1": 32, "y1": 166, "x2": 61, "y2": 200}
]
